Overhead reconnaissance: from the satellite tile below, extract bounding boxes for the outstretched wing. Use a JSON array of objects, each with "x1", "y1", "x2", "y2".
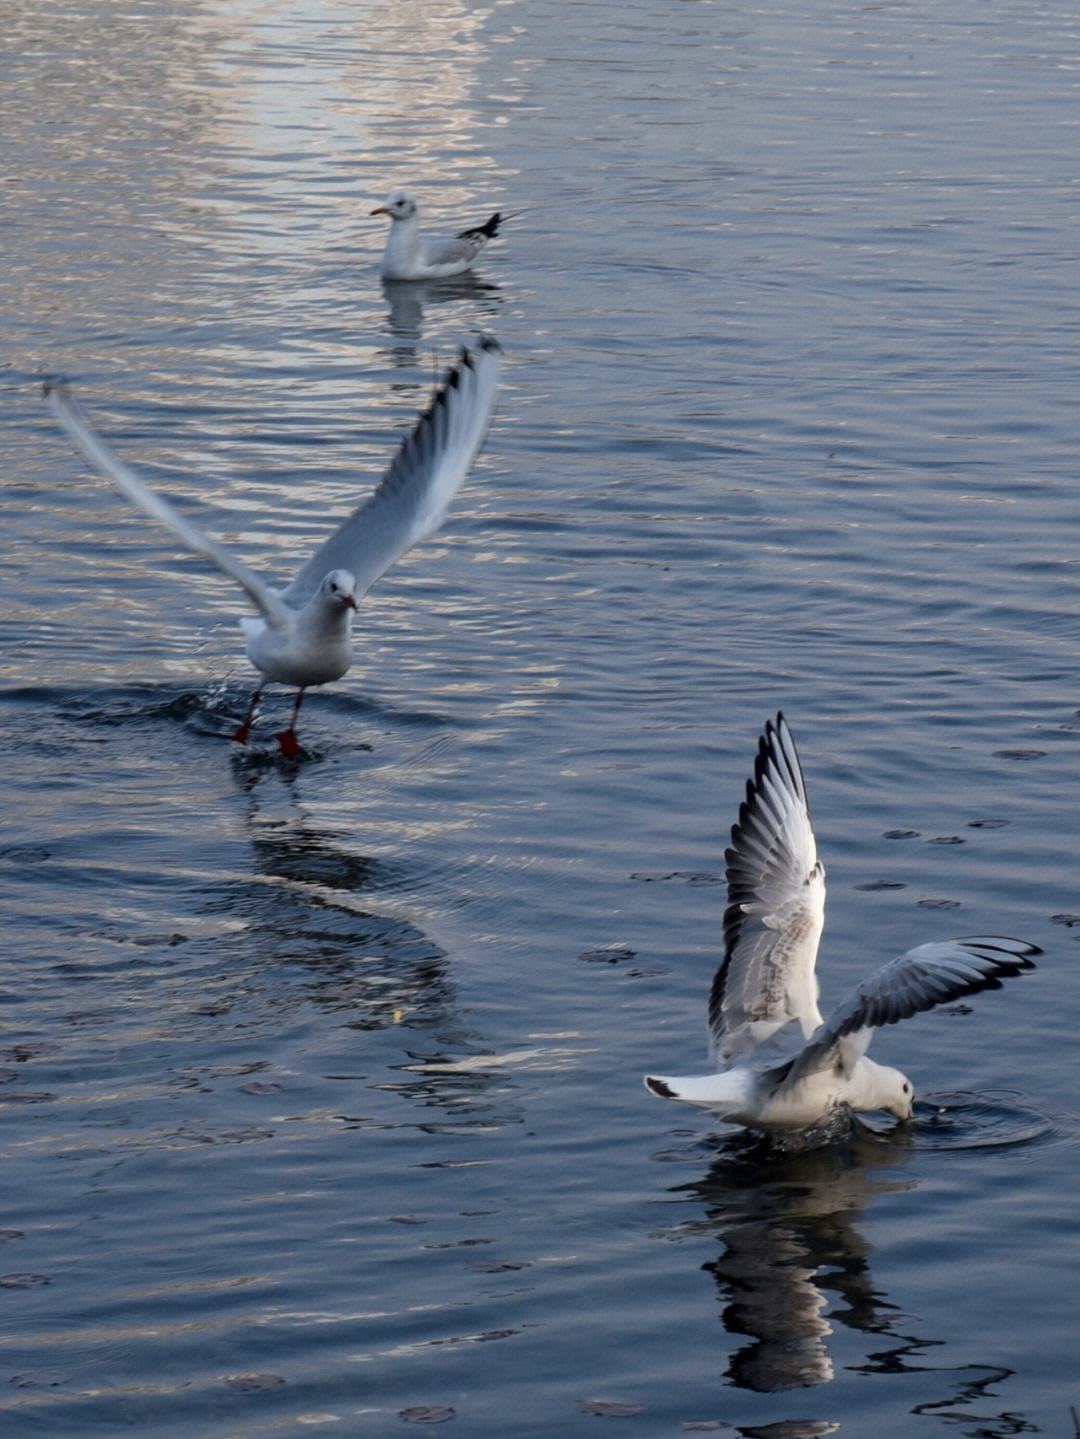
[
  {"x1": 44, "y1": 382, "x2": 289, "y2": 626},
  {"x1": 707, "y1": 714, "x2": 826, "y2": 1064},
  {"x1": 778, "y1": 936, "x2": 1039, "y2": 1087},
  {"x1": 281, "y1": 337, "x2": 500, "y2": 608}
]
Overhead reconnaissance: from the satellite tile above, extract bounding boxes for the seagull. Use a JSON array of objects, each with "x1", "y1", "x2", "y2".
[
  {"x1": 370, "y1": 191, "x2": 504, "y2": 280},
  {"x1": 44, "y1": 337, "x2": 501, "y2": 755},
  {"x1": 644, "y1": 714, "x2": 1039, "y2": 1133}
]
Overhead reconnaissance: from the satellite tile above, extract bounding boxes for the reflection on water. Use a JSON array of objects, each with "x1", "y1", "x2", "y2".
[
  {"x1": 229, "y1": 788, "x2": 458, "y2": 1026},
  {"x1": 379, "y1": 275, "x2": 504, "y2": 367},
  {"x1": 669, "y1": 1126, "x2": 915, "y2": 1396},
  {"x1": 658, "y1": 1127, "x2": 1041, "y2": 1435},
  {"x1": 909, "y1": 1365, "x2": 1032, "y2": 1437},
  {"x1": 739, "y1": 1421, "x2": 839, "y2": 1439}
]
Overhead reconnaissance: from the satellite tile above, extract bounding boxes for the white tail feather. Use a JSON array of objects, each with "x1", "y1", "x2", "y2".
[{"x1": 643, "y1": 1071, "x2": 753, "y2": 1112}]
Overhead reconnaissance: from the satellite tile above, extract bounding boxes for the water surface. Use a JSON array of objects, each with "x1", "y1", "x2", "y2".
[{"x1": 2, "y1": 1, "x2": 1076, "y2": 1434}]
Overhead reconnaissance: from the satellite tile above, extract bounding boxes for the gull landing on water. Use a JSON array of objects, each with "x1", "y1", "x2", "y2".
[
  {"x1": 45, "y1": 338, "x2": 500, "y2": 756},
  {"x1": 644, "y1": 714, "x2": 1038, "y2": 1135},
  {"x1": 371, "y1": 191, "x2": 504, "y2": 280}
]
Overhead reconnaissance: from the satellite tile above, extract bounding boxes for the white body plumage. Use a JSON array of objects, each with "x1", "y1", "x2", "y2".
[
  {"x1": 644, "y1": 715, "x2": 1038, "y2": 1134},
  {"x1": 45, "y1": 339, "x2": 501, "y2": 752},
  {"x1": 371, "y1": 191, "x2": 503, "y2": 280}
]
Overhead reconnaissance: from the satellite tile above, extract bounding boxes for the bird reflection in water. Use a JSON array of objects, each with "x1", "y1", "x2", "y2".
[
  {"x1": 228, "y1": 786, "x2": 456, "y2": 1035},
  {"x1": 380, "y1": 274, "x2": 502, "y2": 369},
  {"x1": 670, "y1": 1122, "x2": 914, "y2": 1398}
]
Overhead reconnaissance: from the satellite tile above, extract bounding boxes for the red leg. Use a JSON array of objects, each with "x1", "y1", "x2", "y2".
[
  {"x1": 277, "y1": 689, "x2": 305, "y2": 757},
  {"x1": 232, "y1": 686, "x2": 262, "y2": 744}
]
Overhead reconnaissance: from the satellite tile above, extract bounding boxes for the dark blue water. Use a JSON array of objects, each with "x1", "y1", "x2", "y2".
[{"x1": 2, "y1": 1, "x2": 1076, "y2": 1434}]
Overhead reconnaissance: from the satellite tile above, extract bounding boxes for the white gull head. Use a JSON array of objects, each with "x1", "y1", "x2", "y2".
[{"x1": 370, "y1": 190, "x2": 418, "y2": 223}]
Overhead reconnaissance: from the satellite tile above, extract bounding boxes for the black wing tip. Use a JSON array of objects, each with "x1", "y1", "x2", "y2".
[
  {"x1": 758, "y1": 711, "x2": 788, "y2": 750},
  {"x1": 457, "y1": 212, "x2": 502, "y2": 240},
  {"x1": 396, "y1": 336, "x2": 499, "y2": 464},
  {"x1": 752, "y1": 711, "x2": 797, "y2": 782},
  {"x1": 454, "y1": 334, "x2": 501, "y2": 372},
  {"x1": 760, "y1": 710, "x2": 797, "y2": 769},
  {"x1": 447, "y1": 333, "x2": 501, "y2": 380},
  {"x1": 644, "y1": 1076, "x2": 677, "y2": 1099},
  {"x1": 727, "y1": 710, "x2": 805, "y2": 850},
  {"x1": 41, "y1": 376, "x2": 70, "y2": 401},
  {"x1": 958, "y1": 936, "x2": 1040, "y2": 971}
]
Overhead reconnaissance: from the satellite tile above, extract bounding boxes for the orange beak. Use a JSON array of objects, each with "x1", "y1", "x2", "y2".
[{"x1": 369, "y1": 205, "x2": 390, "y2": 216}]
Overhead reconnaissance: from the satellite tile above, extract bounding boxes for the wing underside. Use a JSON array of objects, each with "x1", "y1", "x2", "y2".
[
  {"x1": 775, "y1": 936, "x2": 1039, "y2": 1089},
  {"x1": 44, "y1": 382, "x2": 288, "y2": 625},
  {"x1": 281, "y1": 337, "x2": 500, "y2": 608},
  {"x1": 707, "y1": 714, "x2": 826, "y2": 1063}
]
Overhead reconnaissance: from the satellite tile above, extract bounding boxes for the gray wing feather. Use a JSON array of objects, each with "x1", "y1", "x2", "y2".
[
  {"x1": 281, "y1": 337, "x2": 500, "y2": 608},
  {"x1": 778, "y1": 936, "x2": 1039, "y2": 1086},
  {"x1": 707, "y1": 714, "x2": 826, "y2": 1062},
  {"x1": 427, "y1": 213, "x2": 500, "y2": 268},
  {"x1": 44, "y1": 382, "x2": 290, "y2": 626},
  {"x1": 425, "y1": 234, "x2": 485, "y2": 268}
]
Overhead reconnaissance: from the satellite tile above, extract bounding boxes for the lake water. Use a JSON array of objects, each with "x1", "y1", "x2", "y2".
[{"x1": 1, "y1": 0, "x2": 1076, "y2": 1434}]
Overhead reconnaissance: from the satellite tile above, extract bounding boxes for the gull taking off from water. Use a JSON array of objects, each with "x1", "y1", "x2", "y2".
[
  {"x1": 45, "y1": 337, "x2": 501, "y2": 755},
  {"x1": 644, "y1": 714, "x2": 1038, "y2": 1134},
  {"x1": 371, "y1": 191, "x2": 504, "y2": 280}
]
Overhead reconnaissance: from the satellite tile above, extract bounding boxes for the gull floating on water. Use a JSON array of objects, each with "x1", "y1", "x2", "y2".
[
  {"x1": 644, "y1": 714, "x2": 1038, "y2": 1133},
  {"x1": 45, "y1": 337, "x2": 501, "y2": 755},
  {"x1": 371, "y1": 191, "x2": 504, "y2": 280}
]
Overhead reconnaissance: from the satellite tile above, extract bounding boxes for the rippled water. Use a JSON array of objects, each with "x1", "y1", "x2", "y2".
[{"x1": 2, "y1": 0, "x2": 1076, "y2": 1434}]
